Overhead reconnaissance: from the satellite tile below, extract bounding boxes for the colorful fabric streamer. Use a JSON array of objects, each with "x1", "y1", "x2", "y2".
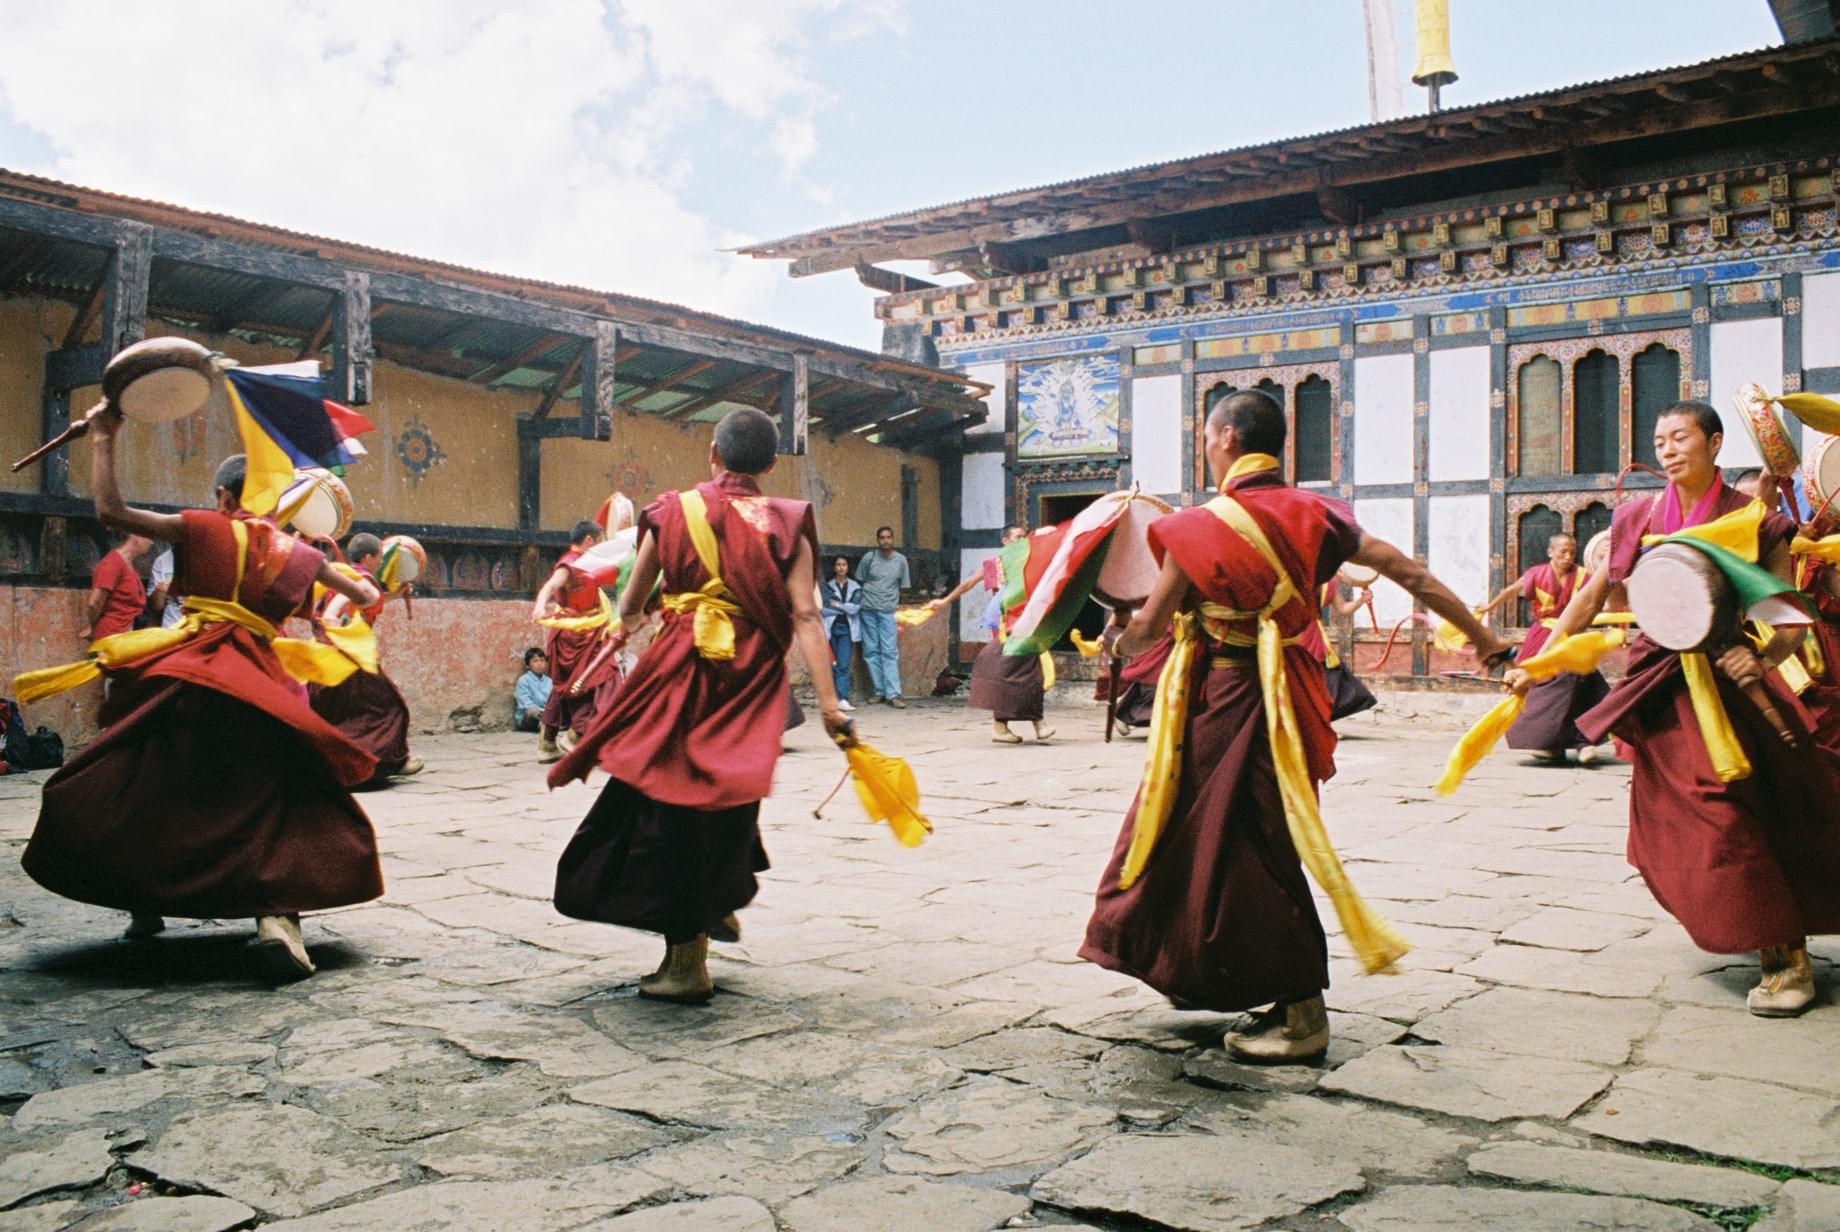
[
  {"x1": 843, "y1": 741, "x2": 933, "y2": 847},
  {"x1": 224, "y1": 362, "x2": 373, "y2": 517}
]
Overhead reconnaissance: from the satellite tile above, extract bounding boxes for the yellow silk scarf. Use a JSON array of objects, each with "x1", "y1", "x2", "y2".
[
  {"x1": 537, "y1": 590, "x2": 615, "y2": 634},
  {"x1": 1123, "y1": 453, "x2": 1407, "y2": 975},
  {"x1": 661, "y1": 488, "x2": 742, "y2": 661},
  {"x1": 14, "y1": 520, "x2": 367, "y2": 704}
]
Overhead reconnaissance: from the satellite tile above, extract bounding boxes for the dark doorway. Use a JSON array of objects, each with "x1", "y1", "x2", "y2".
[{"x1": 1035, "y1": 489, "x2": 1110, "y2": 650}]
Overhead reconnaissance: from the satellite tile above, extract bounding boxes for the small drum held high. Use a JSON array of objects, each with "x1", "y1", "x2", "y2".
[
  {"x1": 378, "y1": 535, "x2": 427, "y2": 592},
  {"x1": 1803, "y1": 433, "x2": 1840, "y2": 538},
  {"x1": 1338, "y1": 563, "x2": 1379, "y2": 589},
  {"x1": 1091, "y1": 491, "x2": 1175, "y2": 609},
  {"x1": 1581, "y1": 529, "x2": 1612, "y2": 579},
  {"x1": 1733, "y1": 383, "x2": 1800, "y2": 479},
  {"x1": 277, "y1": 469, "x2": 354, "y2": 541},
  {"x1": 1624, "y1": 543, "x2": 1737, "y2": 654}
]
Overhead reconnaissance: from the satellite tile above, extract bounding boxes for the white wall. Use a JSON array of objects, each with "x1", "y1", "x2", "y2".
[
  {"x1": 1353, "y1": 497, "x2": 1415, "y2": 625},
  {"x1": 1130, "y1": 373, "x2": 1183, "y2": 498},
  {"x1": 1428, "y1": 494, "x2": 1492, "y2": 613},
  {"x1": 1709, "y1": 317, "x2": 1782, "y2": 470},
  {"x1": 1805, "y1": 272, "x2": 1840, "y2": 371},
  {"x1": 1428, "y1": 346, "x2": 1491, "y2": 481},
  {"x1": 957, "y1": 547, "x2": 999, "y2": 639},
  {"x1": 961, "y1": 451, "x2": 1006, "y2": 530},
  {"x1": 965, "y1": 361, "x2": 1006, "y2": 435},
  {"x1": 1353, "y1": 353, "x2": 1416, "y2": 484}
]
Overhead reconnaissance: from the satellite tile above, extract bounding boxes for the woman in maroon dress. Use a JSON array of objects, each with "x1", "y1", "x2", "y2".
[
  {"x1": 19, "y1": 413, "x2": 384, "y2": 982},
  {"x1": 1517, "y1": 402, "x2": 1840, "y2": 1017}
]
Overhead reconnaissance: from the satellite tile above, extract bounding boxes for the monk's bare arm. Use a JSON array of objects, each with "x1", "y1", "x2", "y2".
[
  {"x1": 1327, "y1": 586, "x2": 1369, "y2": 618},
  {"x1": 928, "y1": 572, "x2": 983, "y2": 611},
  {"x1": 88, "y1": 410, "x2": 183, "y2": 542},
  {"x1": 616, "y1": 534, "x2": 660, "y2": 630},
  {"x1": 1546, "y1": 569, "x2": 1612, "y2": 643},
  {"x1": 1115, "y1": 555, "x2": 1189, "y2": 658},
  {"x1": 317, "y1": 560, "x2": 379, "y2": 608},
  {"x1": 1348, "y1": 534, "x2": 1511, "y2": 666},
  {"x1": 532, "y1": 564, "x2": 575, "y2": 623},
  {"x1": 787, "y1": 537, "x2": 851, "y2": 742},
  {"x1": 1476, "y1": 580, "x2": 1521, "y2": 619}
]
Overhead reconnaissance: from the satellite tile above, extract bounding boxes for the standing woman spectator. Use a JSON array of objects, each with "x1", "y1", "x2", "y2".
[{"x1": 819, "y1": 556, "x2": 861, "y2": 712}]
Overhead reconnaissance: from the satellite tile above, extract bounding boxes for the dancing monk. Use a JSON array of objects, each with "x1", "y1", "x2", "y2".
[
  {"x1": 1479, "y1": 531, "x2": 1608, "y2": 763},
  {"x1": 310, "y1": 532, "x2": 424, "y2": 786},
  {"x1": 931, "y1": 524, "x2": 1054, "y2": 744},
  {"x1": 14, "y1": 423, "x2": 385, "y2": 981},
  {"x1": 550, "y1": 409, "x2": 851, "y2": 1003},
  {"x1": 1082, "y1": 390, "x2": 1509, "y2": 1062},
  {"x1": 531, "y1": 519, "x2": 610, "y2": 763},
  {"x1": 1521, "y1": 402, "x2": 1840, "y2": 1017}
]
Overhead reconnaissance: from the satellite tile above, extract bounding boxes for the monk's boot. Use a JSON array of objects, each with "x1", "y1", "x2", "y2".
[
  {"x1": 123, "y1": 912, "x2": 166, "y2": 940},
  {"x1": 537, "y1": 737, "x2": 563, "y2": 764},
  {"x1": 1031, "y1": 721, "x2": 1055, "y2": 742},
  {"x1": 709, "y1": 913, "x2": 742, "y2": 944},
  {"x1": 557, "y1": 729, "x2": 579, "y2": 755},
  {"x1": 1224, "y1": 995, "x2": 1329, "y2": 1064},
  {"x1": 639, "y1": 936, "x2": 713, "y2": 1004},
  {"x1": 1749, "y1": 944, "x2": 1816, "y2": 1018},
  {"x1": 991, "y1": 722, "x2": 1022, "y2": 745},
  {"x1": 255, "y1": 914, "x2": 315, "y2": 982}
]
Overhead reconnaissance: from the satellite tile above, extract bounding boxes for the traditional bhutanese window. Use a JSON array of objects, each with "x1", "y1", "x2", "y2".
[
  {"x1": 1294, "y1": 376, "x2": 1334, "y2": 483},
  {"x1": 1517, "y1": 504, "x2": 1564, "y2": 625},
  {"x1": 1630, "y1": 343, "x2": 1682, "y2": 468},
  {"x1": 1573, "y1": 349, "x2": 1620, "y2": 475},
  {"x1": 1517, "y1": 357, "x2": 1563, "y2": 477},
  {"x1": 1575, "y1": 501, "x2": 1612, "y2": 564}
]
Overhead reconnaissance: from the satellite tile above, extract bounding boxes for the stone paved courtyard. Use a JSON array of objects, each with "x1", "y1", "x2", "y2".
[{"x1": 1, "y1": 699, "x2": 1837, "y2": 1231}]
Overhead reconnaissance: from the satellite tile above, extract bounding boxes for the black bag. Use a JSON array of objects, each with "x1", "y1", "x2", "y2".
[
  {"x1": 2, "y1": 700, "x2": 64, "y2": 771},
  {"x1": 20, "y1": 727, "x2": 64, "y2": 771}
]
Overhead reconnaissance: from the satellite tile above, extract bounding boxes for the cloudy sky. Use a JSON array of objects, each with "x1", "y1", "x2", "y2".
[{"x1": 0, "y1": 1, "x2": 1783, "y2": 351}]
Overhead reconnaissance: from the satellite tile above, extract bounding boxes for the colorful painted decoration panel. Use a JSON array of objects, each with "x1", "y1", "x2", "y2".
[{"x1": 1017, "y1": 354, "x2": 1121, "y2": 459}]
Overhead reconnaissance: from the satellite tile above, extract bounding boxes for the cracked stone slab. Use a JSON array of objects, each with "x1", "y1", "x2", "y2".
[
  {"x1": 937, "y1": 1027, "x2": 1107, "y2": 1074},
  {"x1": 301, "y1": 1062, "x2": 559, "y2": 1143},
  {"x1": 1412, "y1": 986, "x2": 1662, "y2": 1067},
  {"x1": 635, "y1": 1132, "x2": 863, "y2": 1206},
  {"x1": 1497, "y1": 906, "x2": 1652, "y2": 952},
  {"x1": 1758, "y1": 1179, "x2": 1840, "y2": 1232},
  {"x1": 569, "y1": 1061, "x2": 834, "y2": 1133},
  {"x1": 438, "y1": 1006, "x2": 647, "y2": 1080},
  {"x1": 416, "y1": 1102, "x2": 689, "y2": 1179},
  {"x1": 881, "y1": 1079, "x2": 1117, "y2": 1176},
  {"x1": 1457, "y1": 945, "x2": 1663, "y2": 998},
  {"x1": 14, "y1": 1067, "x2": 265, "y2": 1129},
  {"x1": 1574, "y1": 1068, "x2": 1840, "y2": 1170},
  {"x1": 0, "y1": 1200, "x2": 82, "y2": 1231},
  {"x1": 702, "y1": 1030, "x2": 961, "y2": 1108},
  {"x1": 132, "y1": 1103, "x2": 399, "y2": 1218},
  {"x1": 1467, "y1": 1142, "x2": 1779, "y2": 1209},
  {"x1": 779, "y1": 1176, "x2": 1030, "y2": 1232},
  {"x1": 579, "y1": 1196, "x2": 776, "y2": 1231},
  {"x1": 260, "y1": 1163, "x2": 670, "y2": 1231},
  {"x1": 143, "y1": 1043, "x2": 276, "y2": 1069},
  {"x1": 1320, "y1": 1044, "x2": 1612, "y2": 1121},
  {"x1": 1338, "y1": 1184, "x2": 1717, "y2": 1230},
  {"x1": 1030, "y1": 1133, "x2": 1364, "y2": 1231},
  {"x1": 65, "y1": 1195, "x2": 260, "y2": 1231},
  {"x1": 1641, "y1": 1005, "x2": 1840, "y2": 1098},
  {"x1": 0, "y1": 1128, "x2": 113, "y2": 1209},
  {"x1": 1187, "y1": 1091, "x2": 1476, "y2": 1180}
]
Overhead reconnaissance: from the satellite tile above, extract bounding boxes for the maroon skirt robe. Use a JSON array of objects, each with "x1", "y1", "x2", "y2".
[
  {"x1": 968, "y1": 639, "x2": 1046, "y2": 723},
  {"x1": 23, "y1": 511, "x2": 382, "y2": 918}
]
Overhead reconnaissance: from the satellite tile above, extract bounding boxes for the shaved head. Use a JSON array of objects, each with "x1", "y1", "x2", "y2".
[
  {"x1": 714, "y1": 408, "x2": 778, "y2": 474},
  {"x1": 1206, "y1": 388, "x2": 1286, "y2": 457}
]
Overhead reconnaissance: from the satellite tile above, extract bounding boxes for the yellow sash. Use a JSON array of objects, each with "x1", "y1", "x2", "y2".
[
  {"x1": 1121, "y1": 459, "x2": 1406, "y2": 975},
  {"x1": 14, "y1": 520, "x2": 366, "y2": 704},
  {"x1": 537, "y1": 589, "x2": 615, "y2": 633},
  {"x1": 662, "y1": 488, "x2": 743, "y2": 661}
]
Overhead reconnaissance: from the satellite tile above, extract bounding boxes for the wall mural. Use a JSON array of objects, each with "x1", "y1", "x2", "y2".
[
  {"x1": 397, "y1": 418, "x2": 447, "y2": 485},
  {"x1": 1017, "y1": 354, "x2": 1120, "y2": 459}
]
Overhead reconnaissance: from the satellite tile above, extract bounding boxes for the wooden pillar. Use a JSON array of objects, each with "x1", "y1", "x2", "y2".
[
  {"x1": 331, "y1": 271, "x2": 372, "y2": 405},
  {"x1": 580, "y1": 321, "x2": 617, "y2": 440},
  {"x1": 100, "y1": 222, "x2": 151, "y2": 358},
  {"x1": 779, "y1": 354, "x2": 809, "y2": 455},
  {"x1": 517, "y1": 419, "x2": 542, "y2": 532}
]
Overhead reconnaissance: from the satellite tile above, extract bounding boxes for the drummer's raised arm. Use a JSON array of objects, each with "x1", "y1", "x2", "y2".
[
  {"x1": 317, "y1": 560, "x2": 378, "y2": 608},
  {"x1": 1114, "y1": 555, "x2": 1189, "y2": 658},
  {"x1": 87, "y1": 408, "x2": 182, "y2": 542},
  {"x1": 1476, "y1": 579, "x2": 1522, "y2": 620},
  {"x1": 617, "y1": 530, "x2": 661, "y2": 631}
]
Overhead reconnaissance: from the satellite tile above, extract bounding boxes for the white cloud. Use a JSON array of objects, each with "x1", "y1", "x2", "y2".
[{"x1": 0, "y1": 0, "x2": 899, "y2": 321}]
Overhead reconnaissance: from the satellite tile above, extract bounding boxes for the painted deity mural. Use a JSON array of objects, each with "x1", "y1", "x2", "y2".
[{"x1": 1017, "y1": 354, "x2": 1120, "y2": 458}]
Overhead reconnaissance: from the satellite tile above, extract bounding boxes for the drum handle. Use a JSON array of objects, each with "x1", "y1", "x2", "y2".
[{"x1": 1742, "y1": 678, "x2": 1800, "y2": 748}]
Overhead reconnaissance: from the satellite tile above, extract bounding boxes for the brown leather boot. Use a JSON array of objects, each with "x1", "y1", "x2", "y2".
[
  {"x1": 639, "y1": 936, "x2": 713, "y2": 1004},
  {"x1": 537, "y1": 738, "x2": 562, "y2": 764},
  {"x1": 1749, "y1": 944, "x2": 1816, "y2": 1017},
  {"x1": 709, "y1": 913, "x2": 742, "y2": 944},
  {"x1": 1223, "y1": 995, "x2": 1329, "y2": 1064}
]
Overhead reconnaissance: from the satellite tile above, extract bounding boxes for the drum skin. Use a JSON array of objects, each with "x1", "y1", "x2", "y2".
[
  {"x1": 1624, "y1": 542, "x2": 1737, "y2": 653},
  {"x1": 104, "y1": 337, "x2": 216, "y2": 423},
  {"x1": 1733, "y1": 383, "x2": 1800, "y2": 479},
  {"x1": 281, "y1": 469, "x2": 354, "y2": 541},
  {"x1": 380, "y1": 535, "x2": 427, "y2": 586},
  {"x1": 1338, "y1": 563, "x2": 1379, "y2": 588},
  {"x1": 1582, "y1": 529, "x2": 1612, "y2": 579},
  {"x1": 1803, "y1": 433, "x2": 1840, "y2": 537},
  {"x1": 1093, "y1": 492, "x2": 1174, "y2": 609}
]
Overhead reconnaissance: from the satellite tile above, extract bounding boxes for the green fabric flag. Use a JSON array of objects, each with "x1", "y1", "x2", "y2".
[{"x1": 1002, "y1": 532, "x2": 1113, "y2": 657}]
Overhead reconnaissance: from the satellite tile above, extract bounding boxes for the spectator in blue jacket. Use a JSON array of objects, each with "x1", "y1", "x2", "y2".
[
  {"x1": 819, "y1": 556, "x2": 861, "y2": 712},
  {"x1": 514, "y1": 647, "x2": 553, "y2": 732}
]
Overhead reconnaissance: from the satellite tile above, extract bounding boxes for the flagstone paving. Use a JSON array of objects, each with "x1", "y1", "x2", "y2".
[{"x1": 2, "y1": 699, "x2": 1837, "y2": 1229}]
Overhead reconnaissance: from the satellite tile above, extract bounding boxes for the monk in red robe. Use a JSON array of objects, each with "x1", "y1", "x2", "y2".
[
  {"x1": 1082, "y1": 390, "x2": 1509, "y2": 1062},
  {"x1": 531, "y1": 519, "x2": 609, "y2": 764},
  {"x1": 1526, "y1": 401, "x2": 1840, "y2": 1017},
  {"x1": 1479, "y1": 531, "x2": 1609, "y2": 762},
  {"x1": 309, "y1": 532, "x2": 422, "y2": 787},
  {"x1": 550, "y1": 408, "x2": 850, "y2": 1003},
  {"x1": 18, "y1": 418, "x2": 384, "y2": 982},
  {"x1": 931, "y1": 525, "x2": 1054, "y2": 744}
]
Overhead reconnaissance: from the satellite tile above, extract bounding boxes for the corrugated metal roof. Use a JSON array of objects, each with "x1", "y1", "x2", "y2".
[{"x1": 740, "y1": 36, "x2": 1836, "y2": 258}]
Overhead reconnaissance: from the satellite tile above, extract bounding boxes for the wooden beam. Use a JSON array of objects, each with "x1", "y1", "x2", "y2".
[
  {"x1": 1124, "y1": 219, "x2": 1179, "y2": 253},
  {"x1": 0, "y1": 237, "x2": 50, "y2": 293},
  {"x1": 470, "y1": 332, "x2": 568, "y2": 385},
  {"x1": 296, "y1": 304, "x2": 335, "y2": 360},
  {"x1": 210, "y1": 281, "x2": 283, "y2": 334},
  {"x1": 1315, "y1": 186, "x2": 1361, "y2": 226},
  {"x1": 666, "y1": 369, "x2": 778, "y2": 419},
  {"x1": 617, "y1": 357, "x2": 714, "y2": 406},
  {"x1": 62, "y1": 279, "x2": 106, "y2": 349},
  {"x1": 579, "y1": 320, "x2": 617, "y2": 440},
  {"x1": 99, "y1": 222, "x2": 151, "y2": 358},
  {"x1": 534, "y1": 347, "x2": 583, "y2": 419},
  {"x1": 1562, "y1": 145, "x2": 1602, "y2": 191},
  {"x1": 854, "y1": 262, "x2": 937, "y2": 293},
  {"x1": 779, "y1": 353, "x2": 808, "y2": 455},
  {"x1": 775, "y1": 84, "x2": 1818, "y2": 276},
  {"x1": 372, "y1": 338, "x2": 478, "y2": 381},
  {"x1": 331, "y1": 270, "x2": 372, "y2": 404}
]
